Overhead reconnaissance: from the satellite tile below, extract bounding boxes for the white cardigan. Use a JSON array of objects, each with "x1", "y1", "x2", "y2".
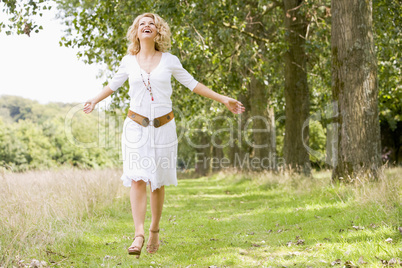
[{"x1": 108, "y1": 52, "x2": 198, "y2": 118}]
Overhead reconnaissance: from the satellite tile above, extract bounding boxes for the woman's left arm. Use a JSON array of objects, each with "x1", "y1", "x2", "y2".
[{"x1": 193, "y1": 83, "x2": 245, "y2": 114}]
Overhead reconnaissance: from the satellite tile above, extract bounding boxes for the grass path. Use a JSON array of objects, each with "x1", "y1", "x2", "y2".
[{"x1": 40, "y1": 171, "x2": 401, "y2": 267}]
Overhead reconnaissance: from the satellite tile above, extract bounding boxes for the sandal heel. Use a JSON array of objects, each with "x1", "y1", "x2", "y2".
[{"x1": 128, "y1": 234, "x2": 145, "y2": 258}]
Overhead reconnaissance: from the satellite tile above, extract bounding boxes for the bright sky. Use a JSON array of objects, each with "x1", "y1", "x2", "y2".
[{"x1": 0, "y1": 6, "x2": 105, "y2": 104}]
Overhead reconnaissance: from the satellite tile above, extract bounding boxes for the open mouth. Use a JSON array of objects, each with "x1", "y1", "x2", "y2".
[{"x1": 143, "y1": 29, "x2": 152, "y2": 33}]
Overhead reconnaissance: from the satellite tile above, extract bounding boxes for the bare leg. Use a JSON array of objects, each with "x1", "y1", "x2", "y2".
[
  {"x1": 147, "y1": 185, "x2": 165, "y2": 252},
  {"x1": 129, "y1": 180, "x2": 147, "y2": 249}
]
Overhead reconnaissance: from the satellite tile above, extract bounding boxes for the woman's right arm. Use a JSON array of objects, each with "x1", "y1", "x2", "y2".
[
  {"x1": 84, "y1": 56, "x2": 129, "y2": 114},
  {"x1": 83, "y1": 85, "x2": 114, "y2": 114}
]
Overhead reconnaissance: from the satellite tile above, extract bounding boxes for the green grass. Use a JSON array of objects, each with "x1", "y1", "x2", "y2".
[{"x1": 1, "y1": 168, "x2": 401, "y2": 267}]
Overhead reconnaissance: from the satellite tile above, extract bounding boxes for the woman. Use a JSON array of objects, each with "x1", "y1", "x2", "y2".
[{"x1": 83, "y1": 13, "x2": 245, "y2": 258}]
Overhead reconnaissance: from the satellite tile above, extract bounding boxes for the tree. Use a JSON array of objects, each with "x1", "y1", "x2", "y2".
[
  {"x1": 331, "y1": 0, "x2": 382, "y2": 180},
  {"x1": 244, "y1": 5, "x2": 277, "y2": 171},
  {"x1": 282, "y1": 0, "x2": 311, "y2": 174}
]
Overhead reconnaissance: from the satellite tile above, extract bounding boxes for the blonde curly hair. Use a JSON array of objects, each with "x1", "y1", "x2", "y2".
[{"x1": 126, "y1": 13, "x2": 171, "y2": 55}]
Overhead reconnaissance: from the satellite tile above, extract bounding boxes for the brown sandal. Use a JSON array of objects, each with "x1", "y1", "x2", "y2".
[
  {"x1": 146, "y1": 229, "x2": 160, "y2": 254},
  {"x1": 128, "y1": 234, "x2": 145, "y2": 258}
]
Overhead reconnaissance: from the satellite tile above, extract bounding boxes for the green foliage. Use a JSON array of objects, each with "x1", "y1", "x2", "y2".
[
  {"x1": 309, "y1": 120, "x2": 327, "y2": 167},
  {"x1": 0, "y1": 119, "x2": 29, "y2": 168},
  {"x1": 0, "y1": 0, "x2": 52, "y2": 36},
  {"x1": 0, "y1": 96, "x2": 120, "y2": 171},
  {"x1": 374, "y1": 0, "x2": 402, "y2": 130}
]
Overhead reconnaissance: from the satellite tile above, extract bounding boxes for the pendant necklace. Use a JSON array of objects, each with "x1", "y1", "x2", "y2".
[
  {"x1": 141, "y1": 72, "x2": 154, "y2": 101},
  {"x1": 138, "y1": 51, "x2": 156, "y2": 102}
]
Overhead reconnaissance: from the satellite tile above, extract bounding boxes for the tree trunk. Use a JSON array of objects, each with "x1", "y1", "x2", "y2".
[
  {"x1": 239, "y1": 7, "x2": 277, "y2": 171},
  {"x1": 195, "y1": 133, "x2": 211, "y2": 176},
  {"x1": 211, "y1": 136, "x2": 224, "y2": 172},
  {"x1": 249, "y1": 76, "x2": 276, "y2": 171},
  {"x1": 331, "y1": 0, "x2": 382, "y2": 181},
  {"x1": 228, "y1": 94, "x2": 252, "y2": 170},
  {"x1": 283, "y1": 0, "x2": 311, "y2": 174}
]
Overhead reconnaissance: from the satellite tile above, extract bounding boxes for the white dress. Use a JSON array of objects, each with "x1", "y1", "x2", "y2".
[{"x1": 108, "y1": 52, "x2": 198, "y2": 191}]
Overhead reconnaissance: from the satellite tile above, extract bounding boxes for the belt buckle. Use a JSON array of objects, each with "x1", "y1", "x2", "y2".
[
  {"x1": 153, "y1": 118, "x2": 161, "y2": 127},
  {"x1": 142, "y1": 118, "x2": 150, "y2": 127}
]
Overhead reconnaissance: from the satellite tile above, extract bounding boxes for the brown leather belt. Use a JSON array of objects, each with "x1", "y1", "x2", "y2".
[{"x1": 127, "y1": 110, "x2": 174, "y2": 128}]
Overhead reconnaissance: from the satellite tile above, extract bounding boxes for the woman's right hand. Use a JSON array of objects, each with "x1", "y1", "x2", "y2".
[{"x1": 83, "y1": 99, "x2": 96, "y2": 114}]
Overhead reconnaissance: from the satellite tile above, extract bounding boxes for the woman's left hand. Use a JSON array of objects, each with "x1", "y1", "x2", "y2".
[{"x1": 223, "y1": 97, "x2": 246, "y2": 114}]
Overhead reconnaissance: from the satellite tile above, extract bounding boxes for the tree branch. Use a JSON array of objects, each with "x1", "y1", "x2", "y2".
[
  {"x1": 191, "y1": 25, "x2": 206, "y2": 47},
  {"x1": 287, "y1": 1, "x2": 304, "y2": 13},
  {"x1": 210, "y1": 52, "x2": 237, "y2": 74},
  {"x1": 291, "y1": 61, "x2": 318, "y2": 76},
  {"x1": 222, "y1": 22, "x2": 271, "y2": 44}
]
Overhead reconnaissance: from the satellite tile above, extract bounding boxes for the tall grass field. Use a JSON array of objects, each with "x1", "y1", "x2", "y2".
[{"x1": 1, "y1": 168, "x2": 401, "y2": 267}]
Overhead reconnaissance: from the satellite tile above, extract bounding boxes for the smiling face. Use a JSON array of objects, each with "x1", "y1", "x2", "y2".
[
  {"x1": 137, "y1": 16, "x2": 157, "y2": 41},
  {"x1": 127, "y1": 13, "x2": 171, "y2": 55}
]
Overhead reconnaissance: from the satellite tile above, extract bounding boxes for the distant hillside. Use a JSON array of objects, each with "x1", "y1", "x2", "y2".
[
  {"x1": 0, "y1": 95, "x2": 121, "y2": 171},
  {"x1": 0, "y1": 95, "x2": 79, "y2": 124}
]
